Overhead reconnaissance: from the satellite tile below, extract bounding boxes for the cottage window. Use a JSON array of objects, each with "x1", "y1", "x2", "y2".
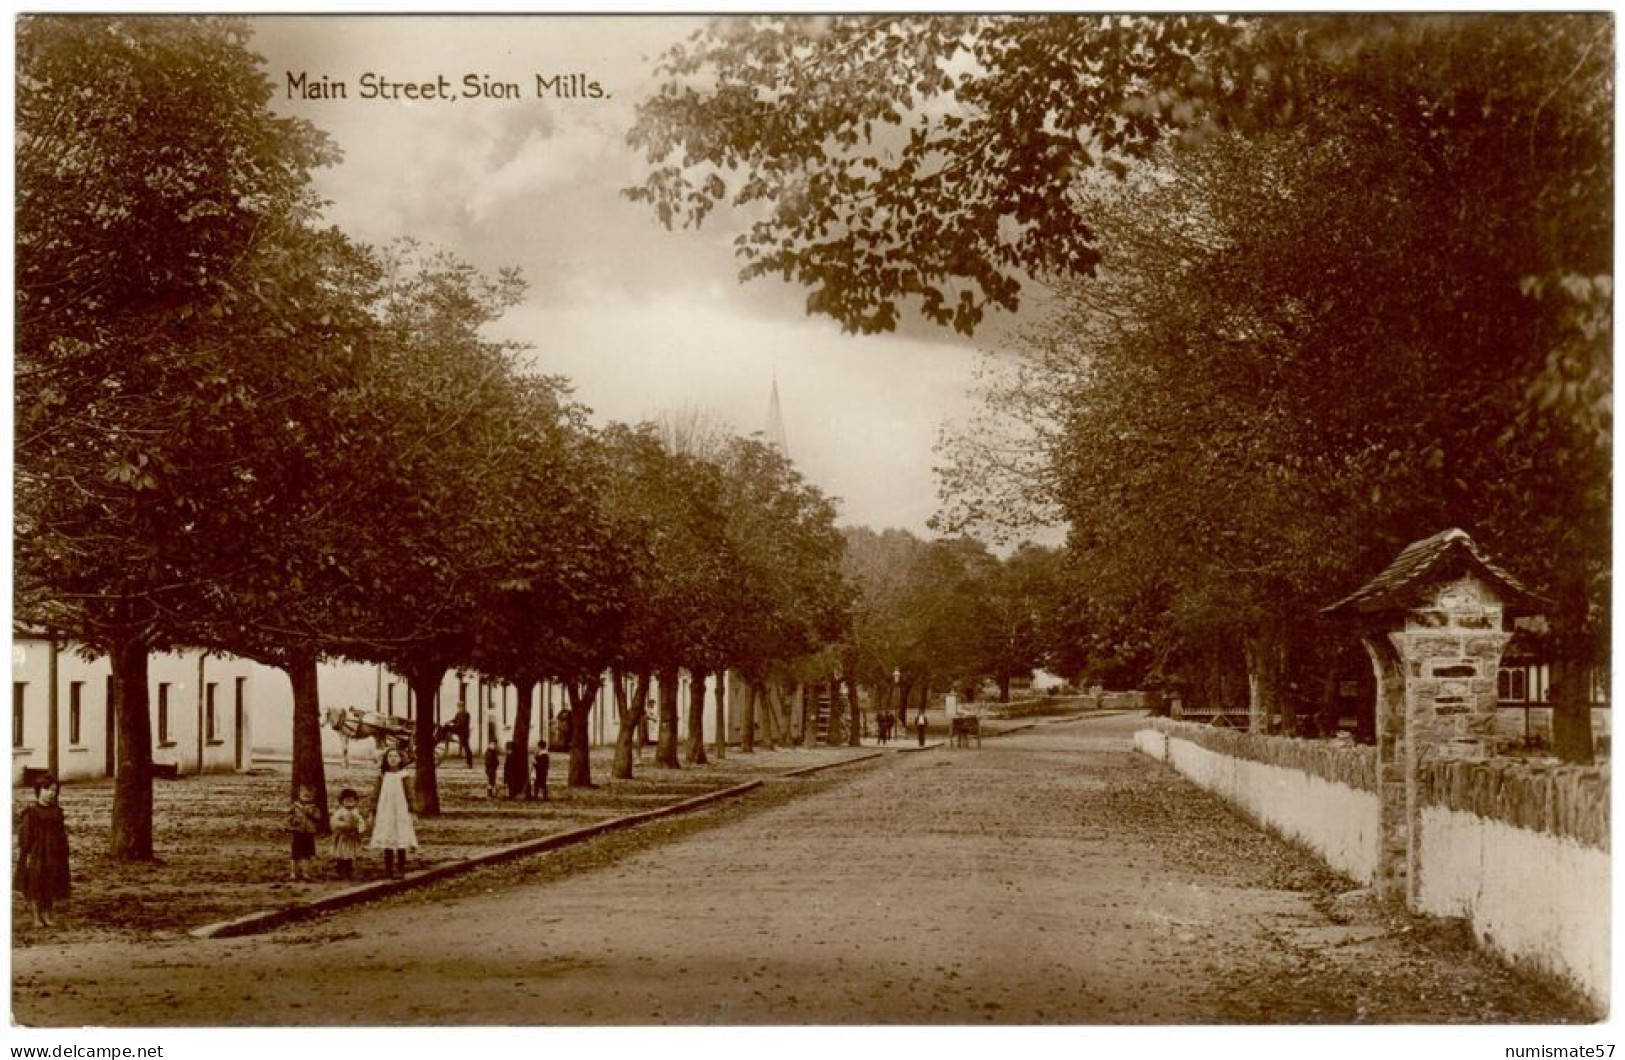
[
  {"x1": 69, "y1": 681, "x2": 84, "y2": 745},
  {"x1": 158, "y1": 682, "x2": 172, "y2": 743},
  {"x1": 12, "y1": 682, "x2": 25, "y2": 748}
]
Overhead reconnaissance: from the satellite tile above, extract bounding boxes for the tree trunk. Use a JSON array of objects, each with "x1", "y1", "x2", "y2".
[
  {"x1": 405, "y1": 666, "x2": 447, "y2": 815},
  {"x1": 508, "y1": 674, "x2": 538, "y2": 794},
  {"x1": 714, "y1": 670, "x2": 727, "y2": 761},
  {"x1": 763, "y1": 682, "x2": 786, "y2": 748},
  {"x1": 897, "y1": 680, "x2": 914, "y2": 727},
  {"x1": 1317, "y1": 668, "x2": 1340, "y2": 738},
  {"x1": 109, "y1": 637, "x2": 155, "y2": 862},
  {"x1": 802, "y1": 684, "x2": 817, "y2": 748},
  {"x1": 655, "y1": 665, "x2": 681, "y2": 767},
  {"x1": 998, "y1": 675, "x2": 1012, "y2": 703},
  {"x1": 824, "y1": 680, "x2": 845, "y2": 746},
  {"x1": 685, "y1": 668, "x2": 709, "y2": 765},
  {"x1": 1550, "y1": 656, "x2": 1596, "y2": 765},
  {"x1": 1243, "y1": 626, "x2": 1290, "y2": 736},
  {"x1": 567, "y1": 679, "x2": 598, "y2": 787},
  {"x1": 613, "y1": 670, "x2": 652, "y2": 780},
  {"x1": 743, "y1": 680, "x2": 760, "y2": 753},
  {"x1": 285, "y1": 649, "x2": 330, "y2": 832},
  {"x1": 845, "y1": 676, "x2": 863, "y2": 747}
]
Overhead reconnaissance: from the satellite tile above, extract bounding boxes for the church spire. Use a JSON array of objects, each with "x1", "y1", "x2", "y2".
[{"x1": 765, "y1": 374, "x2": 788, "y2": 456}]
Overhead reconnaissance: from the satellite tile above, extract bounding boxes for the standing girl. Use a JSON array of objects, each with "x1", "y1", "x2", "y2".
[
  {"x1": 15, "y1": 773, "x2": 70, "y2": 927},
  {"x1": 288, "y1": 784, "x2": 321, "y2": 881},
  {"x1": 369, "y1": 748, "x2": 418, "y2": 879},
  {"x1": 329, "y1": 787, "x2": 367, "y2": 879}
]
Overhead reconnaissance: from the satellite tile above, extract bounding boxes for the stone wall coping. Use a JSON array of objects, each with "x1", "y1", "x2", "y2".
[
  {"x1": 1417, "y1": 755, "x2": 1610, "y2": 851},
  {"x1": 1150, "y1": 718, "x2": 1377, "y2": 793}
]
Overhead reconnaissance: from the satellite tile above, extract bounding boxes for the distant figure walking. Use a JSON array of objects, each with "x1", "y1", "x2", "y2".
[
  {"x1": 532, "y1": 740, "x2": 551, "y2": 801},
  {"x1": 288, "y1": 784, "x2": 321, "y2": 881},
  {"x1": 877, "y1": 711, "x2": 894, "y2": 745},
  {"x1": 553, "y1": 707, "x2": 572, "y2": 752},
  {"x1": 916, "y1": 708, "x2": 928, "y2": 747},
  {"x1": 370, "y1": 748, "x2": 418, "y2": 879},
  {"x1": 329, "y1": 788, "x2": 367, "y2": 879},
  {"x1": 15, "y1": 773, "x2": 70, "y2": 928}
]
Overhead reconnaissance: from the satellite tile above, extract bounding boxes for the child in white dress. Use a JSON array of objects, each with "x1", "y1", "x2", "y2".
[{"x1": 369, "y1": 749, "x2": 418, "y2": 879}]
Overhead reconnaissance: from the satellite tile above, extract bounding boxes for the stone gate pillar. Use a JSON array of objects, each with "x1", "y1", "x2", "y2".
[{"x1": 1323, "y1": 529, "x2": 1544, "y2": 905}]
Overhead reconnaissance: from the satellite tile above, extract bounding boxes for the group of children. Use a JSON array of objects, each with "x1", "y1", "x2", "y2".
[
  {"x1": 483, "y1": 739, "x2": 551, "y2": 801},
  {"x1": 288, "y1": 745, "x2": 420, "y2": 882},
  {"x1": 290, "y1": 734, "x2": 554, "y2": 882}
]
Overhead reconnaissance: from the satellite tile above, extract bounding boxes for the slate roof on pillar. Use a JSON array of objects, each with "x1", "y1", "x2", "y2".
[{"x1": 1321, "y1": 528, "x2": 1548, "y2": 618}]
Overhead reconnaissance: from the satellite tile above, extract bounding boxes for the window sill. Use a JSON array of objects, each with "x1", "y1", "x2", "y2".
[
  {"x1": 157, "y1": 740, "x2": 177, "y2": 749},
  {"x1": 206, "y1": 739, "x2": 225, "y2": 746},
  {"x1": 12, "y1": 746, "x2": 33, "y2": 754},
  {"x1": 68, "y1": 746, "x2": 89, "y2": 753}
]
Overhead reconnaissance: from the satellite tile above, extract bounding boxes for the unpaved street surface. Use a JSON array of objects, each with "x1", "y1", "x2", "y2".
[{"x1": 11, "y1": 715, "x2": 1588, "y2": 1025}]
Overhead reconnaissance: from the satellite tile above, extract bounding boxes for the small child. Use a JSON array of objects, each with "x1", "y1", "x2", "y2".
[
  {"x1": 288, "y1": 784, "x2": 321, "y2": 881},
  {"x1": 15, "y1": 773, "x2": 70, "y2": 927},
  {"x1": 329, "y1": 788, "x2": 367, "y2": 879},
  {"x1": 370, "y1": 748, "x2": 418, "y2": 878},
  {"x1": 483, "y1": 742, "x2": 500, "y2": 797},
  {"x1": 531, "y1": 740, "x2": 550, "y2": 801}
]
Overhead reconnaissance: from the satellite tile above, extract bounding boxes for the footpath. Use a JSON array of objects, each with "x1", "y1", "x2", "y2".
[{"x1": 12, "y1": 716, "x2": 1033, "y2": 946}]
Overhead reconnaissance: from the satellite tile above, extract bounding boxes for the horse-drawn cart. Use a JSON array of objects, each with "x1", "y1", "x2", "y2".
[
  {"x1": 949, "y1": 713, "x2": 982, "y2": 748},
  {"x1": 323, "y1": 708, "x2": 463, "y2": 765}
]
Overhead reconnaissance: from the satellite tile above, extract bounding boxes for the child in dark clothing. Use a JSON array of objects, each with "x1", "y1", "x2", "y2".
[
  {"x1": 288, "y1": 784, "x2": 321, "y2": 881},
  {"x1": 15, "y1": 774, "x2": 70, "y2": 927},
  {"x1": 532, "y1": 741, "x2": 550, "y2": 801},
  {"x1": 483, "y1": 742, "x2": 500, "y2": 797}
]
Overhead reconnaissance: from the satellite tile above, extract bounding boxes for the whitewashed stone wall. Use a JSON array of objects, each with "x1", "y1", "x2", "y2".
[
  {"x1": 1416, "y1": 803, "x2": 1608, "y2": 1008},
  {"x1": 1139, "y1": 723, "x2": 1379, "y2": 884},
  {"x1": 1136, "y1": 719, "x2": 1609, "y2": 1014}
]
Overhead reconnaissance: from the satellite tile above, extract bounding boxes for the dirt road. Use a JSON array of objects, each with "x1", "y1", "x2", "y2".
[{"x1": 10, "y1": 714, "x2": 1587, "y2": 1025}]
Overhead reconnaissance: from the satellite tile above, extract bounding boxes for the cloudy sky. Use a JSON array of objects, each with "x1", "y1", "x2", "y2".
[{"x1": 248, "y1": 15, "x2": 1024, "y2": 537}]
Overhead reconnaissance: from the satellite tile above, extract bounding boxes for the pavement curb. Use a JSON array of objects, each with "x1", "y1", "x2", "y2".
[
  {"x1": 190, "y1": 777, "x2": 765, "y2": 940},
  {"x1": 775, "y1": 750, "x2": 890, "y2": 777}
]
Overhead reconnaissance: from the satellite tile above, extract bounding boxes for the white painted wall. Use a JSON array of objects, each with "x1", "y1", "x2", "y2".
[
  {"x1": 1417, "y1": 804, "x2": 1609, "y2": 1009},
  {"x1": 1142, "y1": 729, "x2": 1381, "y2": 885},
  {"x1": 1133, "y1": 728, "x2": 1167, "y2": 760},
  {"x1": 12, "y1": 637, "x2": 254, "y2": 784}
]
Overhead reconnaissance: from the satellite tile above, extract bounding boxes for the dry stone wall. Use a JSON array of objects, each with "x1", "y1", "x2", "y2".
[
  {"x1": 1417, "y1": 756, "x2": 1609, "y2": 851},
  {"x1": 1149, "y1": 719, "x2": 1377, "y2": 792}
]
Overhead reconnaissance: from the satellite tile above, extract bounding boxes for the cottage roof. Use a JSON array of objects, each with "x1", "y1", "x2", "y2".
[{"x1": 1321, "y1": 528, "x2": 1548, "y2": 618}]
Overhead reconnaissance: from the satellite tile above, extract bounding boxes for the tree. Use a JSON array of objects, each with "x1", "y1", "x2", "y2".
[
  {"x1": 977, "y1": 544, "x2": 1060, "y2": 702},
  {"x1": 919, "y1": 17, "x2": 1609, "y2": 748},
  {"x1": 717, "y1": 437, "x2": 849, "y2": 746},
  {"x1": 628, "y1": 15, "x2": 1251, "y2": 335},
  {"x1": 469, "y1": 378, "x2": 620, "y2": 787},
  {"x1": 333, "y1": 246, "x2": 532, "y2": 813},
  {"x1": 16, "y1": 16, "x2": 341, "y2": 858}
]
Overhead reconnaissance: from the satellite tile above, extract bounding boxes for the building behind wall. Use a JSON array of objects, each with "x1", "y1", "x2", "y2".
[{"x1": 11, "y1": 634, "x2": 255, "y2": 786}]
